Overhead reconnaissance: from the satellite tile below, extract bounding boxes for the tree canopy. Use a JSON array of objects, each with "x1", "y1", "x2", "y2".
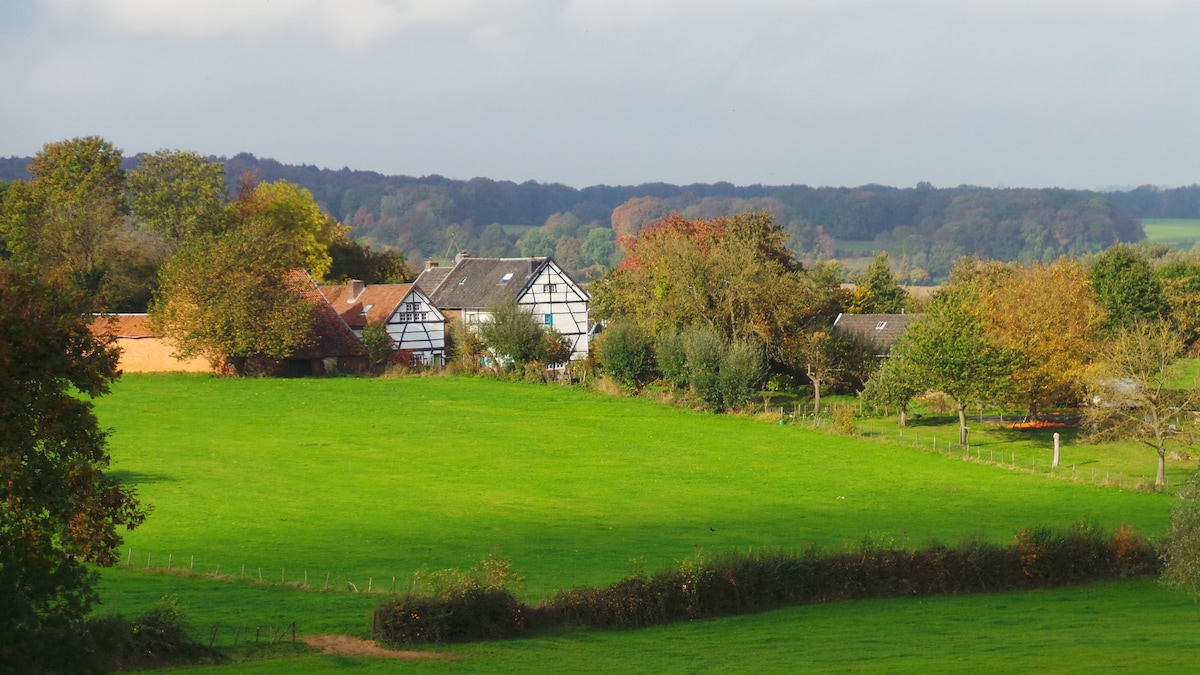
[{"x1": 0, "y1": 266, "x2": 145, "y2": 670}]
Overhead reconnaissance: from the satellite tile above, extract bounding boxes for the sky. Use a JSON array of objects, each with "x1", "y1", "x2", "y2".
[{"x1": 3, "y1": 0, "x2": 1199, "y2": 190}]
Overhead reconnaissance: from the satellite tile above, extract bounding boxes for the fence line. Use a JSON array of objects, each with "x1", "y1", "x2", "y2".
[
  {"x1": 845, "y1": 420, "x2": 1157, "y2": 492},
  {"x1": 119, "y1": 552, "x2": 412, "y2": 598}
]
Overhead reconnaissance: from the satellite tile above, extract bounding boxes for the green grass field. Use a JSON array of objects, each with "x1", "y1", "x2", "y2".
[
  {"x1": 90, "y1": 375, "x2": 1194, "y2": 672},
  {"x1": 1142, "y1": 219, "x2": 1200, "y2": 249}
]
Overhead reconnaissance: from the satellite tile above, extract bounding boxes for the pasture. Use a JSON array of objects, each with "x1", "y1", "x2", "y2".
[
  {"x1": 1142, "y1": 218, "x2": 1200, "y2": 249},
  {"x1": 91, "y1": 375, "x2": 1192, "y2": 671}
]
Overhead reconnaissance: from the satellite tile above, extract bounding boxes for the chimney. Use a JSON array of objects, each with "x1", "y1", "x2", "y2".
[
  {"x1": 424, "y1": 258, "x2": 439, "y2": 270},
  {"x1": 455, "y1": 250, "x2": 470, "y2": 264},
  {"x1": 349, "y1": 279, "x2": 365, "y2": 301}
]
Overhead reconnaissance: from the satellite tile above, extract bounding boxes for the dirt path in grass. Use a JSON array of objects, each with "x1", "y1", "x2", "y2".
[{"x1": 303, "y1": 634, "x2": 461, "y2": 660}]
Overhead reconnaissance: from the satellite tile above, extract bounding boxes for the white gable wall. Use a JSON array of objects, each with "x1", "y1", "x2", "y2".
[
  {"x1": 517, "y1": 260, "x2": 590, "y2": 360},
  {"x1": 384, "y1": 288, "x2": 446, "y2": 365}
]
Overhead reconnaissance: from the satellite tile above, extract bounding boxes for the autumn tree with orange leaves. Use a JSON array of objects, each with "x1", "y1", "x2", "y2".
[{"x1": 591, "y1": 212, "x2": 831, "y2": 362}]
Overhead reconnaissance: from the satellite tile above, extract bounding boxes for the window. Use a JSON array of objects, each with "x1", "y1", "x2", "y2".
[
  {"x1": 543, "y1": 283, "x2": 557, "y2": 293},
  {"x1": 405, "y1": 302, "x2": 420, "y2": 313},
  {"x1": 499, "y1": 272, "x2": 514, "y2": 284},
  {"x1": 875, "y1": 321, "x2": 888, "y2": 330}
]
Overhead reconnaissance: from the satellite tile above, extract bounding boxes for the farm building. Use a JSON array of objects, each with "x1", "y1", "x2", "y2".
[
  {"x1": 279, "y1": 270, "x2": 367, "y2": 376},
  {"x1": 88, "y1": 314, "x2": 211, "y2": 373},
  {"x1": 414, "y1": 253, "x2": 590, "y2": 361},
  {"x1": 831, "y1": 313, "x2": 924, "y2": 356},
  {"x1": 320, "y1": 280, "x2": 446, "y2": 366}
]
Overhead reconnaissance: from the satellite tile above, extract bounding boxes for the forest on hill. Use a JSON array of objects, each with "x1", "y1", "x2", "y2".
[{"x1": 4, "y1": 152, "x2": 1198, "y2": 283}]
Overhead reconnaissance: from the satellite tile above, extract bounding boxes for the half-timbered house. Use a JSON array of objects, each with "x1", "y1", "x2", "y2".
[
  {"x1": 414, "y1": 253, "x2": 590, "y2": 361},
  {"x1": 321, "y1": 280, "x2": 447, "y2": 366}
]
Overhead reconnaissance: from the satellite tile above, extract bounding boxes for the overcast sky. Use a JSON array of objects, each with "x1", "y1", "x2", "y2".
[{"x1": 3, "y1": 0, "x2": 1198, "y2": 190}]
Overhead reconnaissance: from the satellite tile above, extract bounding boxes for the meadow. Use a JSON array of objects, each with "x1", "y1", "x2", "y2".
[
  {"x1": 1142, "y1": 218, "x2": 1200, "y2": 249},
  {"x1": 91, "y1": 374, "x2": 1194, "y2": 671}
]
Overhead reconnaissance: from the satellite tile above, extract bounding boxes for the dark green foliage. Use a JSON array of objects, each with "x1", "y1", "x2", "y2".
[
  {"x1": 377, "y1": 525, "x2": 1157, "y2": 643},
  {"x1": 111, "y1": 596, "x2": 221, "y2": 670},
  {"x1": 1089, "y1": 244, "x2": 1169, "y2": 329},
  {"x1": 654, "y1": 330, "x2": 688, "y2": 388},
  {"x1": 718, "y1": 338, "x2": 767, "y2": 410},
  {"x1": 376, "y1": 588, "x2": 527, "y2": 645},
  {"x1": 848, "y1": 252, "x2": 908, "y2": 313},
  {"x1": 479, "y1": 298, "x2": 570, "y2": 368},
  {"x1": 327, "y1": 237, "x2": 410, "y2": 284},
  {"x1": 597, "y1": 320, "x2": 656, "y2": 390},
  {"x1": 479, "y1": 298, "x2": 544, "y2": 365},
  {"x1": 682, "y1": 325, "x2": 726, "y2": 411},
  {"x1": 360, "y1": 321, "x2": 392, "y2": 373},
  {"x1": 1161, "y1": 471, "x2": 1200, "y2": 596}
]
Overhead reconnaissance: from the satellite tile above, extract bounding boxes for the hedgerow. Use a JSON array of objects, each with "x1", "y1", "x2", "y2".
[{"x1": 374, "y1": 522, "x2": 1158, "y2": 645}]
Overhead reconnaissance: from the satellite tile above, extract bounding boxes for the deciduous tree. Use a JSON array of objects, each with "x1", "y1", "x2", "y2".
[
  {"x1": 893, "y1": 268, "x2": 1016, "y2": 445},
  {"x1": 847, "y1": 252, "x2": 909, "y2": 314},
  {"x1": 982, "y1": 258, "x2": 1105, "y2": 417},
  {"x1": 0, "y1": 267, "x2": 145, "y2": 671},
  {"x1": 0, "y1": 137, "x2": 151, "y2": 309},
  {"x1": 1081, "y1": 321, "x2": 1199, "y2": 488},
  {"x1": 1089, "y1": 244, "x2": 1168, "y2": 329},
  {"x1": 128, "y1": 149, "x2": 228, "y2": 245},
  {"x1": 150, "y1": 221, "x2": 318, "y2": 374}
]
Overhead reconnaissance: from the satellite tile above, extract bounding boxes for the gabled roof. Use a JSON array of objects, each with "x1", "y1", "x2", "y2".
[
  {"x1": 288, "y1": 271, "x2": 362, "y2": 359},
  {"x1": 832, "y1": 313, "x2": 924, "y2": 355},
  {"x1": 321, "y1": 282, "x2": 415, "y2": 329},
  {"x1": 419, "y1": 257, "x2": 549, "y2": 310},
  {"x1": 90, "y1": 313, "x2": 158, "y2": 339},
  {"x1": 413, "y1": 267, "x2": 452, "y2": 297}
]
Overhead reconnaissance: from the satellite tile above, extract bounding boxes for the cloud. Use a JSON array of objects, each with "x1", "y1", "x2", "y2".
[
  {"x1": 43, "y1": 0, "x2": 548, "y2": 52},
  {"x1": 560, "y1": 0, "x2": 1196, "y2": 31}
]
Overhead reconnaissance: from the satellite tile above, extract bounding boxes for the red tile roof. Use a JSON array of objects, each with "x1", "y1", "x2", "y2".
[
  {"x1": 289, "y1": 271, "x2": 362, "y2": 359},
  {"x1": 89, "y1": 314, "x2": 159, "y2": 338},
  {"x1": 320, "y1": 282, "x2": 414, "y2": 329}
]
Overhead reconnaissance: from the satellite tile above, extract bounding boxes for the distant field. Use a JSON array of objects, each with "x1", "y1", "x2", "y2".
[
  {"x1": 1142, "y1": 218, "x2": 1200, "y2": 248},
  {"x1": 90, "y1": 375, "x2": 1188, "y2": 671}
]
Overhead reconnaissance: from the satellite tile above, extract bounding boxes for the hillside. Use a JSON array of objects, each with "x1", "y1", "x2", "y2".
[{"x1": 6, "y1": 152, "x2": 1199, "y2": 282}]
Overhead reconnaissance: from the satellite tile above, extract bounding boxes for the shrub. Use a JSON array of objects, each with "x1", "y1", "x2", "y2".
[
  {"x1": 1161, "y1": 471, "x2": 1200, "y2": 594},
  {"x1": 654, "y1": 330, "x2": 688, "y2": 388},
  {"x1": 113, "y1": 596, "x2": 222, "y2": 670},
  {"x1": 718, "y1": 338, "x2": 767, "y2": 411},
  {"x1": 376, "y1": 551, "x2": 528, "y2": 645},
  {"x1": 682, "y1": 325, "x2": 725, "y2": 411},
  {"x1": 377, "y1": 527, "x2": 1158, "y2": 644},
  {"x1": 597, "y1": 321, "x2": 656, "y2": 391},
  {"x1": 831, "y1": 404, "x2": 857, "y2": 435}
]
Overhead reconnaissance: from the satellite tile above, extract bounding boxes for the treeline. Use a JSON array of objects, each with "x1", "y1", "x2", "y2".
[{"x1": 2, "y1": 153, "x2": 1188, "y2": 282}]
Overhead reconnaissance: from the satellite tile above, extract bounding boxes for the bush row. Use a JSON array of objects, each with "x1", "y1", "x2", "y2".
[{"x1": 374, "y1": 522, "x2": 1158, "y2": 645}]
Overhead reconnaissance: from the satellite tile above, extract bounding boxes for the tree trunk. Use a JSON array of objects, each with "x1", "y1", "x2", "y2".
[
  {"x1": 956, "y1": 402, "x2": 968, "y2": 446},
  {"x1": 899, "y1": 403, "x2": 907, "y2": 427},
  {"x1": 1157, "y1": 442, "x2": 1167, "y2": 487},
  {"x1": 810, "y1": 375, "x2": 822, "y2": 416}
]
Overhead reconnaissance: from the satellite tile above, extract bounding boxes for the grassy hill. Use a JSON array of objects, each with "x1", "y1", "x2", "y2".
[{"x1": 91, "y1": 375, "x2": 1191, "y2": 671}]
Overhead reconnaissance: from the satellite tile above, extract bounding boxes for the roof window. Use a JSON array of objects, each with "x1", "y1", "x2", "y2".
[
  {"x1": 875, "y1": 321, "x2": 888, "y2": 330},
  {"x1": 499, "y1": 272, "x2": 514, "y2": 284}
]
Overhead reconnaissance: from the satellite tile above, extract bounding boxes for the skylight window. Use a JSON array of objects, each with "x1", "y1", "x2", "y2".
[
  {"x1": 499, "y1": 272, "x2": 514, "y2": 284},
  {"x1": 361, "y1": 304, "x2": 374, "y2": 316},
  {"x1": 458, "y1": 277, "x2": 468, "y2": 285},
  {"x1": 875, "y1": 321, "x2": 888, "y2": 330}
]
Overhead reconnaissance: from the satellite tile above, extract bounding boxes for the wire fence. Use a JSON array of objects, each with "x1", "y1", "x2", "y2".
[
  {"x1": 119, "y1": 549, "x2": 417, "y2": 597},
  {"x1": 779, "y1": 410, "x2": 1165, "y2": 492}
]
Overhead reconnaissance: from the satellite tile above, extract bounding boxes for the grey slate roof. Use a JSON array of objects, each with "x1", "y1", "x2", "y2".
[
  {"x1": 418, "y1": 257, "x2": 549, "y2": 310},
  {"x1": 412, "y1": 267, "x2": 451, "y2": 297},
  {"x1": 832, "y1": 313, "x2": 924, "y2": 355}
]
